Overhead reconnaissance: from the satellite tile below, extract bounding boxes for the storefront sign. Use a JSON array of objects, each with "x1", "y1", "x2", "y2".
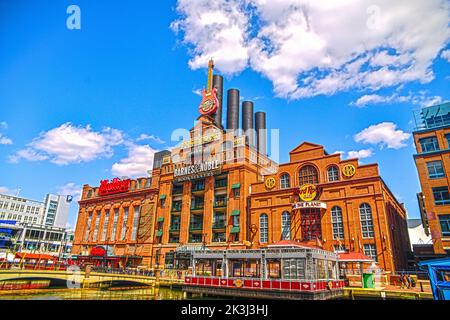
[
  {"x1": 99, "y1": 178, "x2": 131, "y2": 196},
  {"x1": 292, "y1": 201, "x2": 327, "y2": 210},
  {"x1": 342, "y1": 164, "x2": 356, "y2": 177},
  {"x1": 90, "y1": 246, "x2": 107, "y2": 257},
  {"x1": 174, "y1": 160, "x2": 222, "y2": 181},
  {"x1": 181, "y1": 132, "x2": 221, "y2": 149},
  {"x1": 298, "y1": 184, "x2": 317, "y2": 202}
]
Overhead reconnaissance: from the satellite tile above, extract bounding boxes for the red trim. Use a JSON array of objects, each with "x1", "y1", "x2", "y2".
[{"x1": 184, "y1": 276, "x2": 344, "y2": 293}]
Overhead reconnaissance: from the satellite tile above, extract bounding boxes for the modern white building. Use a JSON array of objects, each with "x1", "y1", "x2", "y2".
[
  {"x1": 17, "y1": 223, "x2": 73, "y2": 258},
  {"x1": 0, "y1": 193, "x2": 45, "y2": 225},
  {"x1": 407, "y1": 218, "x2": 432, "y2": 248},
  {"x1": 0, "y1": 192, "x2": 71, "y2": 228}
]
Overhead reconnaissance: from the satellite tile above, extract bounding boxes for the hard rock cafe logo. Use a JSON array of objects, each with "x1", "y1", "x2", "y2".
[
  {"x1": 298, "y1": 184, "x2": 317, "y2": 202},
  {"x1": 265, "y1": 177, "x2": 276, "y2": 189},
  {"x1": 342, "y1": 164, "x2": 356, "y2": 178}
]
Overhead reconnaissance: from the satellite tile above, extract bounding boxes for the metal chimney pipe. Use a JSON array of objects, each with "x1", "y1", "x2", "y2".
[
  {"x1": 226, "y1": 89, "x2": 240, "y2": 133},
  {"x1": 255, "y1": 111, "x2": 266, "y2": 156},
  {"x1": 213, "y1": 75, "x2": 223, "y2": 127},
  {"x1": 242, "y1": 101, "x2": 255, "y2": 147}
]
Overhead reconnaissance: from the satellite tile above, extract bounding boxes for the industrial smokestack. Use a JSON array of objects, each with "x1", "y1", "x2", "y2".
[
  {"x1": 226, "y1": 89, "x2": 240, "y2": 133},
  {"x1": 213, "y1": 75, "x2": 223, "y2": 127},
  {"x1": 255, "y1": 111, "x2": 266, "y2": 156},
  {"x1": 242, "y1": 101, "x2": 255, "y2": 147}
]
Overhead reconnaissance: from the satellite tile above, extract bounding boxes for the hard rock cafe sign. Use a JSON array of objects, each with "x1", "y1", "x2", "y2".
[
  {"x1": 298, "y1": 184, "x2": 317, "y2": 202},
  {"x1": 198, "y1": 59, "x2": 219, "y2": 116},
  {"x1": 99, "y1": 178, "x2": 131, "y2": 196}
]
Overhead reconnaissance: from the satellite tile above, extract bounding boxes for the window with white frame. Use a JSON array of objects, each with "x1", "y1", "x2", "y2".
[
  {"x1": 280, "y1": 173, "x2": 291, "y2": 189},
  {"x1": 360, "y1": 203, "x2": 374, "y2": 238},
  {"x1": 281, "y1": 211, "x2": 291, "y2": 240},
  {"x1": 331, "y1": 206, "x2": 344, "y2": 239},
  {"x1": 260, "y1": 214, "x2": 268, "y2": 243},
  {"x1": 363, "y1": 244, "x2": 377, "y2": 261},
  {"x1": 327, "y1": 166, "x2": 340, "y2": 182}
]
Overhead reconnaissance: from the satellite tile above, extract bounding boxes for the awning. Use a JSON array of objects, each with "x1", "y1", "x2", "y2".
[
  {"x1": 230, "y1": 226, "x2": 240, "y2": 233},
  {"x1": 15, "y1": 253, "x2": 57, "y2": 261},
  {"x1": 231, "y1": 210, "x2": 240, "y2": 216},
  {"x1": 159, "y1": 195, "x2": 167, "y2": 200},
  {"x1": 157, "y1": 217, "x2": 164, "y2": 222},
  {"x1": 231, "y1": 183, "x2": 241, "y2": 189}
]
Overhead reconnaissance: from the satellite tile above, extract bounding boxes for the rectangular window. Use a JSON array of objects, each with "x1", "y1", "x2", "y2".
[
  {"x1": 131, "y1": 206, "x2": 140, "y2": 241},
  {"x1": 446, "y1": 134, "x2": 450, "y2": 149},
  {"x1": 363, "y1": 244, "x2": 378, "y2": 262},
  {"x1": 111, "y1": 208, "x2": 119, "y2": 241},
  {"x1": 85, "y1": 213, "x2": 92, "y2": 241},
  {"x1": 427, "y1": 160, "x2": 445, "y2": 179},
  {"x1": 121, "y1": 207, "x2": 129, "y2": 240},
  {"x1": 101, "y1": 210, "x2": 110, "y2": 241},
  {"x1": 433, "y1": 187, "x2": 450, "y2": 206},
  {"x1": 439, "y1": 214, "x2": 450, "y2": 237},
  {"x1": 419, "y1": 136, "x2": 440, "y2": 153},
  {"x1": 93, "y1": 212, "x2": 100, "y2": 241}
]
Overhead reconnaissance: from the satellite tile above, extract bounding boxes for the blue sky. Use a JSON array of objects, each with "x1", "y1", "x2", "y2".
[{"x1": 0, "y1": 0, "x2": 449, "y2": 228}]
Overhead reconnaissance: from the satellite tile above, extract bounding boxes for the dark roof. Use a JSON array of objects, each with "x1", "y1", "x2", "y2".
[{"x1": 408, "y1": 219, "x2": 423, "y2": 228}]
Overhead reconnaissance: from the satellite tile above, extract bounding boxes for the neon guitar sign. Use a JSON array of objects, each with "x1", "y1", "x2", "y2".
[{"x1": 198, "y1": 59, "x2": 219, "y2": 116}]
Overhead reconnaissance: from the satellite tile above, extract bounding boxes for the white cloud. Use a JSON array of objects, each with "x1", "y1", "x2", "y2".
[
  {"x1": 0, "y1": 186, "x2": 19, "y2": 196},
  {"x1": 442, "y1": 49, "x2": 450, "y2": 62},
  {"x1": 10, "y1": 123, "x2": 124, "y2": 165},
  {"x1": 111, "y1": 143, "x2": 157, "y2": 178},
  {"x1": 172, "y1": 0, "x2": 450, "y2": 99},
  {"x1": 57, "y1": 182, "x2": 82, "y2": 200},
  {"x1": 171, "y1": 0, "x2": 250, "y2": 75},
  {"x1": 0, "y1": 134, "x2": 12, "y2": 145},
  {"x1": 333, "y1": 149, "x2": 374, "y2": 159},
  {"x1": 347, "y1": 148, "x2": 374, "y2": 159},
  {"x1": 351, "y1": 92, "x2": 443, "y2": 107},
  {"x1": 136, "y1": 134, "x2": 165, "y2": 144},
  {"x1": 354, "y1": 122, "x2": 411, "y2": 149}
]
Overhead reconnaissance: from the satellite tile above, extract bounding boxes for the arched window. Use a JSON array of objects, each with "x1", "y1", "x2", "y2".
[
  {"x1": 331, "y1": 206, "x2": 344, "y2": 239},
  {"x1": 298, "y1": 165, "x2": 318, "y2": 185},
  {"x1": 281, "y1": 211, "x2": 291, "y2": 240},
  {"x1": 328, "y1": 166, "x2": 340, "y2": 182},
  {"x1": 360, "y1": 203, "x2": 374, "y2": 238},
  {"x1": 260, "y1": 214, "x2": 268, "y2": 243},
  {"x1": 280, "y1": 173, "x2": 291, "y2": 189}
]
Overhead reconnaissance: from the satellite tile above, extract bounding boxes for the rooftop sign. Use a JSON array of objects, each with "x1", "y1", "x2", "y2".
[{"x1": 99, "y1": 178, "x2": 131, "y2": 196}]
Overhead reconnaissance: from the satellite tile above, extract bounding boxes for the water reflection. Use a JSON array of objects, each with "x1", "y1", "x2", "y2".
[{"x1": 0, "y1": 287, "x2": 186, "y2": 300}]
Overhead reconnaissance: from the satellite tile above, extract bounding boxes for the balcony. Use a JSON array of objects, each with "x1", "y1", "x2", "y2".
[
  {"x1": 189, "y1": 223, "x2": 203, "y2": 231},
  {"x1": 214, "y1": 179, "x2": 227, "y2": 189}
]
